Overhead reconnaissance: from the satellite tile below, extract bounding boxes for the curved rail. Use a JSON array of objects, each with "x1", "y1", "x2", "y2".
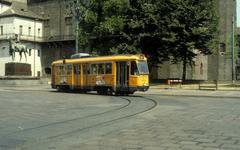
[
  {"x1": 4, "y1": 95, "x2": 158, "y2": 149},
  {"x1": 48, "y1": 96, "x2": 157, "y2": 139},
  {"x1": 12, "y1": 96, "x2": 131, "y2": 133}
]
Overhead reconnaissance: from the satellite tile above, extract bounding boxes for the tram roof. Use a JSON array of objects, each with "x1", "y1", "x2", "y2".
[{"x1": 52, "y1": 54, "x2": 147, "y2": 65}]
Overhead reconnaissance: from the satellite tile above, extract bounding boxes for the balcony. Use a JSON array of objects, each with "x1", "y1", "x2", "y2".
[
  {"x1": 0, "y1": 34, "x2": 75, "y2": 42},
  {"x1": 45, "y1": 35, "x2": 75, "y2": 42}
]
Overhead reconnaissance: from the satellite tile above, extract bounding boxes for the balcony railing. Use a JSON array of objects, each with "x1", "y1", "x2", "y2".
[
  {"x1": 46, "y1": 35, "x2": 75, "y2": 42},
  {"x1": 0, "y1": 34, "x2": 75, "y2": 42}
]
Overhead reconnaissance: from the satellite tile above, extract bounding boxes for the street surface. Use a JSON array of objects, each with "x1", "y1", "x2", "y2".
[{"x1": 0, "y1": 85, "x2": 240, "y2": 150}]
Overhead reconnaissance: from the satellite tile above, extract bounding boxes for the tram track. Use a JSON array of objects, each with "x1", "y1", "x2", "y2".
[
  {"x1": 2, "y1": 95, "x2": 158, "y2": 150},
  {"x1": 10, "y1": 96, "x2": 131, "y2": 133},
  {"x1": 47, "y1": 96, "x2": 158, "y2": 139}
]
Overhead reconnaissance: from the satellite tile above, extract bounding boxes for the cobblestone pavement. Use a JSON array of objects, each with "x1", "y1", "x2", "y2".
[
  {"x1": 0, "y1": 85, "x2": 240, "y2": 150},
  {"x1": 70, "y1": 95, "x2": 240, "y2": 150}
]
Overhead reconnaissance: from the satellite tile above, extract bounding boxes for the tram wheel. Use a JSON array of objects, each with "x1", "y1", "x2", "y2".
[
  {"x1": 106, "y1": 87, "x2": 112, "y2": 95},
  {"x1": 56, "y1": 86, "x2": 61, "y2": 92}
]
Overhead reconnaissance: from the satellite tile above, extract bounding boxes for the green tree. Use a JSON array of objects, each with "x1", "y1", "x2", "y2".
[
  {"x1": 77, "y1": 0, "x2": 129, "y2": 55},
  {"x1": 167, "y1": 0, "x2": 218, "y2": 80},
  {"x1": 118, "y1": 0, "x2": 218, "y2": 80},
  {"x1": 78, "y1": 0, "x2": 218, "y2": 81},
  {"x1": 111, "y1": 0, "x2": 176, "y2": 71}
]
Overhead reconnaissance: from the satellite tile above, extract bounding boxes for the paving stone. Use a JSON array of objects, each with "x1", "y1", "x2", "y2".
[
  {"x1": 198, "y1": 142, "x2": 221, "y2": 148},
  {"x1": 144, "y1": 146, "x2": 167, "y2": 150},
  {"x1": 215, "y1": 139, "x2": 238, "y2": 145},
  {"x1": 221, "y1": 144, "x2": 240, "y2": 150},
  {"x1": 181, "y1": 145, "x2": 204, "y2": 150},
  {"x1": 179, "y1": 141, "x2": 198, "y2": 146},
  {"x1": 203, "y1": 148, "x2": 221, "y2": 150},
  {"x1": 174, "y1": 136, "x2": 196, "y2": 142},
  {"x1": 194, "y1": 138, "x2": 216, "y2": 143}
]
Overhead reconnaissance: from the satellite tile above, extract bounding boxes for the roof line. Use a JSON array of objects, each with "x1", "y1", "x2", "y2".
[
  {"x1": 0, "y1": 1, "x2": 11, "y2": 5},
  {"x1": 0, "y1": 13, "x2": 45, "y2": 20}
]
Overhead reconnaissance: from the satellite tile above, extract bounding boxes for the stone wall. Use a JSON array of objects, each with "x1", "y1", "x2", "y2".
[
  {"x1": 208, "y1": 0, "x2": 236, "y2": 81},
  {"x1": 151, "y1": 53, "x2": 208, "y2": 80}
]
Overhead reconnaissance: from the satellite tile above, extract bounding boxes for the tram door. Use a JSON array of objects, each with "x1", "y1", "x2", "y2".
[
  {"x1": 116, "y1": 62, "x2": 129, "y2": 91},
  {"x1": 74, "y1": 64, "x2": 81, "y2": 88}
]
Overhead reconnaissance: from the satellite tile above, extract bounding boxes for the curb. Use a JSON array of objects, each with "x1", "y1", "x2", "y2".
[{"x1": 140, "y1": 93, "x2": 240, "y2": 99}]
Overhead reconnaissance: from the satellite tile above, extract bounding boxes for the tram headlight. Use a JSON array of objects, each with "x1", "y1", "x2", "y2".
[{"x1": 139, "y1": 55, "x2": 144, "y2": 59}]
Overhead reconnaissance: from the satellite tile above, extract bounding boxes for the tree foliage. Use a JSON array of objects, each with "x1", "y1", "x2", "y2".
[
  {"x1": 77, "y1": 0, "x2": 129, "y2": 54},
  {"x1": 78, "y1": 0, "x2": 218, "y2": 80}
]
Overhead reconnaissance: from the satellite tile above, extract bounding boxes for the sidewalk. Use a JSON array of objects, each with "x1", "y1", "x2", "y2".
[
  {"x1": 139, "y1": 83, "x2": 240, "y2": 98},
  {"x1": 150, "y1": 83, "x2": 240, "y2": 91},
  {"x1": 0, "y1": 81, "x2": 239, "y2": 98}
]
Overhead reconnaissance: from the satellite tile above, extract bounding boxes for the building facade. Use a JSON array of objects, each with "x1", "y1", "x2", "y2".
[
  {"x1": 28, "y1": 0, "x2": 76, "y2": 73},
  {"x1": 207, "y1": 0, "x2": 239, "y2": 81},
  {"x1": 0, "y1": 0, "x2": 43, "y2": 76}
]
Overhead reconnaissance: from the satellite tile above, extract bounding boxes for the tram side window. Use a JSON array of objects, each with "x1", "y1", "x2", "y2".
[
  {"x1": 91, "y1": 64, "x2": 97, "y2": 74},
  {"x1": 67, "y1": 65, "x2": 72, "y2": 75},
  {"x1": 56, "y1": 66, "x2": 60, "y2": 75},
  {"x1": 83, "y1": 64, "x2": 90, "y2": 74},
  {"x1": 55, "y1": 66, "x2": 58, "y2": 75},
  {"x1": 131, "y1": 61, "x2": 139, "y2": 75},
  {"x1": 98, "y1": 63, "x2": 104, "y2": 74},
  {"x1": 60, "y1": 66, "x2": 65, "y2": 75},
  {"x1": 105, "y1": 63, "x2": 112, "y2": 74},
  {"x1": 74, "y1": 65, "x2": 81, "y2": 74}
]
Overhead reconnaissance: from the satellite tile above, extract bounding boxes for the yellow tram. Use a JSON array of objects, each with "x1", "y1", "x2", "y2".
[{"x1": 51, "y1": 54, "x2": 149, "y2": 95}]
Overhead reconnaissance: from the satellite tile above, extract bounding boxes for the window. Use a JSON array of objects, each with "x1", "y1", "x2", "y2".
[
  {"x1": 28, "y1": 27, "x2": 31, "y2": 36},
  {"x1": 0, "y1": 26, "x2": 3, "y2": 35},
  {"x1": 67, "y1": 65, "x2": 72, "y2": 75},
  {"x1": 37, "y1": 49, "x2": 40, "y2": 57},
  {"x1": 83, "y1": 64, "x2": 90, "y2": 74},
  {"x1": 29, "y1": 49, "x2": 31, "y2": 56},
  {"x1": 74, "y1": 65, "x2": 81, "y2": 74},
  {"x1": 19, "y1": 25, "x2": 23, "y2": 35},
  {"x1": 91, "y1": 64, "x2": 97, "y2": 74},
  {"x1": 60, "y1": 66, "x2": 65, "y2": 75},
  {"x1": 105, "y1": 63, "x2": 112, "y2": 74},
  {"x1": 65, "y1": 17, "x2": 72, "y2": 25},
  {"x1": 137, "y1": 60, "x2": 149, "y2": 75},
  {"x1": 131, "y1": 61, "x2": 139, "y2": 75},
  {"x1": 98, "y1": 64, "x2": 104, "y2": 74},
  {"x1": 200, "y1": 63, "x2": 203, "y2": 75},
  {"x1": 44, "y1": 19, "x2": 50, "y2": 27},
  {"x1": 219, "y1": 43, "x2": 226, "y2": 55},
  {"x1": 38, "y1": 28, "x2": 41, "y2": 37}
]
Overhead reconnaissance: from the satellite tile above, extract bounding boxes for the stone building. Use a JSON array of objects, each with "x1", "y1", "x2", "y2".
[
  {"x1": 28, "y1": 0, "x2": 76, "y2": 73},
  {"x1": 0, "y1": 0, "x2": 43, "y2": 76},
  {"x1": 208, "y1": 0, "x2": 239, "y2": 81}
]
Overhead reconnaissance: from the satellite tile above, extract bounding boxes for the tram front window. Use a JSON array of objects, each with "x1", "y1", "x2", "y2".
[
  {"x1": 137, "y1": 60, "x2": 149, "y2": 75},
  {"x1": 131, "y1": 61, "x2": 139, "y2": 75}
]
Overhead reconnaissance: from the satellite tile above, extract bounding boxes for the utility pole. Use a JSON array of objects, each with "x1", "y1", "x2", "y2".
[
  {"x1": 75, "y1": 3, "x2": 79, "y2": 54},
  {"x1": 65, "y1": 0, "x2": 88, "y2": 54},
  {"x1": 232, "y1": 1, "x2": 236, "y2": 84},
  {"x1": 74, "y1": 0, "x2": 80, "y2": 54}
]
